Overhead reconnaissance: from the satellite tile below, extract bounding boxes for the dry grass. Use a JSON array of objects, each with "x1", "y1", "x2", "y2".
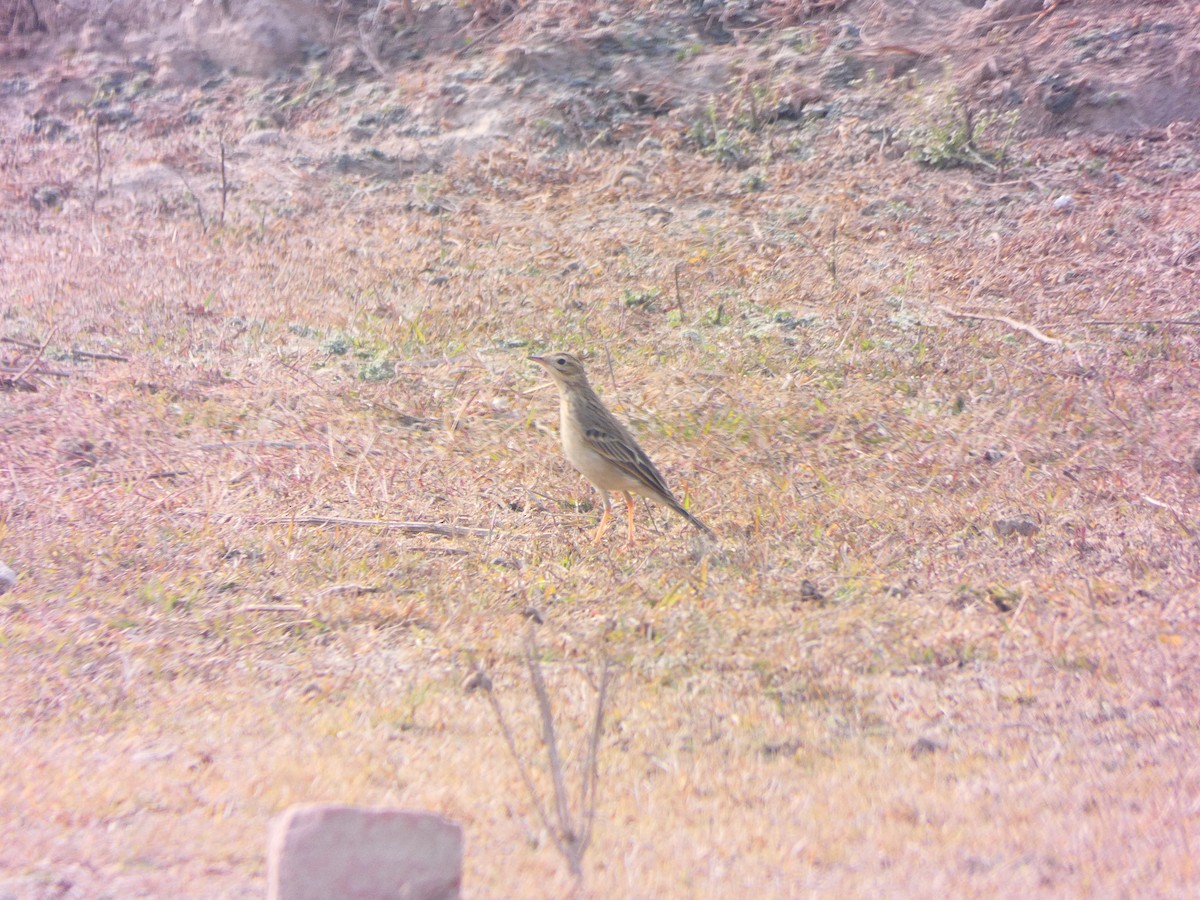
[{"x1": 3, "y1": 33, "x2": 1200, "y2": 897}]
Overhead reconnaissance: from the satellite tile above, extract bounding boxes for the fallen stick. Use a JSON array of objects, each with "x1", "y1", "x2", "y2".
[
  {"x1": 1086, "y1": 319, "x2": 1200, "y2": 327},
  {"x1": 70, "y1": 347, "x2": 129, "y2": 362},
  {"x1": 1142, "y1": 495, "x2": 1196, "y2": 537},
  {"x1": 178, "y1": 511, "x2": 494, "y2": 537},
  {"x1": 934, "y1": 303, "x2": 1066, "y2": 347},
  {"x1": 8, "y1": 328, "x2": 56, "y2": 384},
  {"x1": 2, "y1": 335, "x2": 129, "y2": 362}
]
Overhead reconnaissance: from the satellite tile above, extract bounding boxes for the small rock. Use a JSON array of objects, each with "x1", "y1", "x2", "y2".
[
  {"x1": 93, "y1": 103, "x2": 135, "y2": 127},
  {"x1": 822, "y1": 55, "x2": 865, "y2": 89},
  {"x1": 56, "y1": 437, "x2": 97, "y2": 467},
  {"x1": 1040, "y1": 76, "x2": 1078, "y2": 114},
  {"x1": 911, "y1": 736, "x2": 945, "y2": 758},
  {"x1": 761, "y1": 739, "x2": 803, "y2": 758},
  {"x1": 32, "y1": 184, "x2": 64, "y2": 209},
  {"x1": 799, "y1": 580, "x2": 825, "y2": 603},
  {"x1": 1053, "y1": 194, "x2": 1076, "y2": 212},
  {"x1": 268, "y1": 805, "x2": 462, "y2": 900},
  {"x1": 462, "y1": 670, "x2": 491, "y2": 693},
  {"x1": 974, "y1": 56, "x2": 1002, "y2": 83},
  {"x1": 0, "y1": 562, "x2": 16, "y2": 594},
  {"x1": 994, "y1": 515, "x2": 1039, "y2": 538},
  {"x1": 989, "y1": 588, "x2": 1020, "y2": 612},
  {"x1": 240, "y1": 129, "x2": 283, "y2": 146}
]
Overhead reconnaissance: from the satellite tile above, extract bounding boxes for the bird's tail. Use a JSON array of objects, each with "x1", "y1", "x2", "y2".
[{"x1": 671, "y1": 498, "x2": 712, "y2": 535}]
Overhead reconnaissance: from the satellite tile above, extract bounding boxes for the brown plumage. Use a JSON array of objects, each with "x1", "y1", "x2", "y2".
[{"x1": 529, "y1": 352, "x2": 711, "y2": 544}]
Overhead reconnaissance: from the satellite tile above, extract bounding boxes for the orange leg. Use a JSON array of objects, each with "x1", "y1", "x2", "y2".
[
  {"x1": 593, "y1": 494, "x2": 613, "y2": 544},
  {"x1": 623, "y1": 491, "x2": 637, "y2": 546}
]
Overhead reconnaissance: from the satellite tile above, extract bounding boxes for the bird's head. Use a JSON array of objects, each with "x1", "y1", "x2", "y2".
[{"x1": 528, "y1": 352, "x2": 591, "y2": 390}]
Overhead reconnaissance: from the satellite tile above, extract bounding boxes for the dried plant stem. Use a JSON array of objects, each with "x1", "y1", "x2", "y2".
[
  {"x1": 479, "y1": 663, "x2": 562, "y2": 862},
  {"x1": 176, "y1": 512, "x2": 495, "y2": 537},
  {"x1": 176, "y1": 169, "x2": 207, "y2": 231},
  {"x1": 1086, "y1": 319, "x2": 1200, "y2": 327},
  {"x1": 793, "y1": 222, "x2": 839, "y2": 285},
  {"x1": 673, "y1": 262, "x2": 688, "y2": 322},
  {"x1": 10, "y1": 328, "x2": 55, "y2": 383},
  {"x1": 1142, "y1": 495, "x2": 1197, "y2": 537},
  {"x1": 219, "y1": 138, "x2": 229, "y2": 227},
  {"x1": 252, "y1": 516, "x2": 490, "y2": 537},
  {"x1": 3, "y1": 336, "x2": 128, "y2": 362},
  {"x1": 935, "y1": 303, "x2": 1067, "y2": 347},
  {"x1": 454, "y1": 0, "x2": 533, "y2": 56},
  {"x1": 91, "y1": 117, "x2": 102, "y2": 211},
  {"x1": 478, "y1": 630, "x2": 612, "y2": 880},
  {"x1": 70, "y1": 347, "x2": 129, "y2": 362}
]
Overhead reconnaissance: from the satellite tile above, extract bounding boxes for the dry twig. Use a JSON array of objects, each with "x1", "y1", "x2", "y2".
[
  {"x1": 476, "y1": 630, "x2": 611, "y2": 880},
  {"x1": 70, "y1": 347, "x2": 129, "y2": 362},
  {"x1": 935, "y1": 303, "x2": 1067, "y2": 347},
  {"x1": 454, "y1": 0, "x2": 535, "y2": 57},
  {"x1": 1086, "y1": 319, "x2": 1200, "y2": 327},
  {"x1": 1142, "y1": 495, "x2": 1197, "y2": 538},
  {"x1": 177, "y1": 512, "x2": 494, "y2": 537},
  {"x1": 2, "y1": 328, "x2": 55, "y2": 390},
  {"x1": 672, "y1": 262, "x2": 688, "y2": 323}
]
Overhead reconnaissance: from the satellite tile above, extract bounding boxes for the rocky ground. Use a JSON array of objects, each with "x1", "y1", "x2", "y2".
[{"x1": 4, "y1": 0, "x2": 1200, "y2": 220}]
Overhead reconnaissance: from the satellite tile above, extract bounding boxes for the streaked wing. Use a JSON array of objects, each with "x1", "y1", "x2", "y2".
[{"x1": 582, "y1": 418, "x2": 676, "y2": 502}]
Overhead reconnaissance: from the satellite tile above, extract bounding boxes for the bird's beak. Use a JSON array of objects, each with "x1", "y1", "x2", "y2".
[{"x1": 528, "y1": 355, "x2": 545, "y2": 365}]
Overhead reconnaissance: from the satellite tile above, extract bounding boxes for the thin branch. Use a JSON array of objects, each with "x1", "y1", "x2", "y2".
[
  {"x1": 792, "y1": 224, "x2": 837, "y2": 283},
  {"x1": 477, "y1": 663, "x2": 568, "y2": 861},
  {"x1": 672, "y1": 262, "x2": 687, "y2": 323},
  {"x1": 3, "y1": 336, "x2": 127, "y2": 362},
  {"x1": 1, "y1": 364, "x2": 70, "y2": 378},
  {"x1": 70, "y1": 347, "x2": 129, "y2": 362},
  {"x1": 175, "y1": 512, "x2": 495, "y2": 537},
  {"x1": 1086, "y1": 319, "x2": 1200, "y2": 327},
  {"x1": 935, "y1": 303, "x2": 1067, "y2": 347},
  {"x1": 526, "y1": 636, "x2": 576, "y2": 856},
  {"x1": 359, "y1": 16, "x2": 388, "y2": 77},
  {"x1": 199, "y1": 440, "x2": 322, "y2": 450},
  {"x1": 454, "y1": 0, "x2": 536, "y2": 57},
  {"x1": 91, "y1": 117, "x2": 102, "y2": 212},
  {"x1": 254, "y1": 516, "x2": 490, "y2": 537},
  {"x1": 475, "y1": 632, "x2": 612, "y2": 882},
  {"x1": 576, "y1": 655, "x2": 610, "y2": 852},
  {"x1": 175, "y1": 169, "x2": 207, "y2": 231},
  {"x1": 9, "y1": 327, "x2": 55, "y2": 383},
  {"x1": 1142, "y1": 495, "x2": 1197, "y2": 538},
  {"x1": 219, "y1": 137, "x2": 229, "y2": 228}
]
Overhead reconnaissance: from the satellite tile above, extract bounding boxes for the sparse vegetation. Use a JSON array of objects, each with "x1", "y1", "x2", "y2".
[{"x1": 910, "y1": 95, "x2": 1020, "y2": 171}]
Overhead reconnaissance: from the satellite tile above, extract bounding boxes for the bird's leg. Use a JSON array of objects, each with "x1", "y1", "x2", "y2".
[
  {"x1": 623, "y1": 491, "x2": 637, "y2": 546},
  {"x1": 593, "y1": 492, "x2": 613, "y2": 543}
]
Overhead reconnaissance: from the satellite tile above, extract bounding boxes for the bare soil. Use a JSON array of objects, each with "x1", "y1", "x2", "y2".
[{"x1": 2, "y1": 0, "x2": 1199, "y2": 896}]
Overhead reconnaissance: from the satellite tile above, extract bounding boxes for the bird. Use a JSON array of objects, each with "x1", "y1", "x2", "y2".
[{"x1": 528, "y1": 352, "x2": 711, "y2": 545}]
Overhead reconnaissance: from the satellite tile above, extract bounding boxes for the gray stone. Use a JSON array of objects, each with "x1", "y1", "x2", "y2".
[
  {"x1": 994, "y1": 515, "x2": 1039, "y2": 538},
  {"x1": 268, "y1": 804, "x2": 462, "y2": 900}
]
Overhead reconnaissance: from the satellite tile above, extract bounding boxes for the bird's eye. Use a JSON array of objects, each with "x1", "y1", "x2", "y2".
[{"x1": 556, "y1": 357, "x2": 566, "y2": 366}]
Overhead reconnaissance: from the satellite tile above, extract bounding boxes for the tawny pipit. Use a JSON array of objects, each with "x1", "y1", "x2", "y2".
[{"x1": 529, "y1": 352, "x2": 711, "y2": 544}]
